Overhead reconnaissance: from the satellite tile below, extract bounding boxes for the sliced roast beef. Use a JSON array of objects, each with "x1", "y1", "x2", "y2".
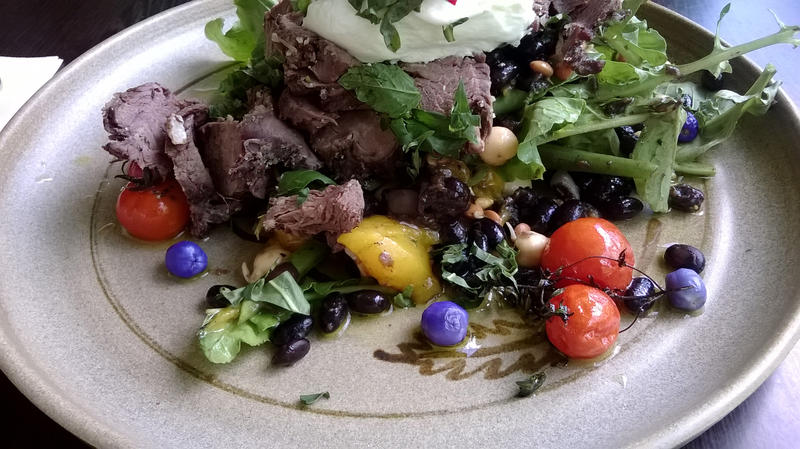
[
  {"x1": 402, "y1": 55, "x2": 493, "y2": 152},
  {"x1": 102, "y1": 82, "x2": 207, "y2": 179},
  {"x1": 200, "y1": 94, "x2": 321, "y2": 199},
  {"x1": 260, "y1": 179, "x2": 364, "y2": 239},
  {"x1": 553, "y1": 0, "x2": 623, "y2": 75},
  {"x1": 164, "y1": 115, "x2": 238, "y2": 236},
  {"x1": 309, "y1": 110, "x2": 401, "y2": 182},
  {"x1": 267, "y1": 0, "x2": 401, "y2": 182}
]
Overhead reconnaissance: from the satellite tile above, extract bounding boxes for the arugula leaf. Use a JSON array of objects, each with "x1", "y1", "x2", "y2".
[
  {"x1": 537, "y1": 144, "x2": 658, "y2": 179},
  {"x1": 339, "y1": 64, "x2": 421, "y2": 117},
  {"x1": 601, "y1": 17, "x2": 668, "y2": 68},
  {"x1": 708, "y1": 3, "x2": 733, "y2": 77},
  {"x1": 300, "y1": 392, "x2": 330, "y2": 405},
  {"x1": 595, "y1": 8, "x2": 799, "y2": 99},
  {"x1": 632, "y1": 106, "x2": 686, "y2": 212},
  {"x1": 443, "y1": 17, "x2": 469, "y2": 42},
  {"x1": 198, "y1": 300, "x2": 288, "y2": 364},
  {"x1": 276, "y1": 170, "x2": 336, "y2": 204},
  {"x1": 676, "y1": 65, "x2": 779, "y2": 162},
  {"x1": 205, "y1": 0, "x2": 274, "y2": 62},
  {"x1": 393, "y1": 286, "x2": 415, "y2": 308},
  {"x1": 389, "y1": 82, "x2": 481, "y2": 160},
  {"x1": 221, "y1": 271, "x2": 311, "y2": 314},
  {"x1": 516, "y1": 372, "x2": 546, "y2": 398}
]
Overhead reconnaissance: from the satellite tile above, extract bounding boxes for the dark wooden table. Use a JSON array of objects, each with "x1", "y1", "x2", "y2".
[{"x1": 1, "y1": 0, "x2": 798, "y2": 447}]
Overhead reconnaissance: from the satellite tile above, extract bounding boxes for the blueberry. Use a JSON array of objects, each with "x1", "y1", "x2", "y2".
[
  {"x1": 665, "y1": 268, "x2": 707, "y2": 311},
  {"x1": 678, "y1": 111, "x2": 699, "y2": 143},
  {"x1": 165, "y1": 241, "x2": 208, "y2": 278},
  {"x1": 421, "y1": 301, "x2": 469, "y2": 346}
]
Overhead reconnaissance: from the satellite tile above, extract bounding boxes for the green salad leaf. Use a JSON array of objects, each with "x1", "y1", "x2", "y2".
[
  {"x1": 632, "y1": 107, "x2": 686, "y2": 212},
  {"x1": 339, "y1": 63, "x2": 421, "y2": 117},
  {"x1": 516, "y1": 372, "x2": 546, "y2": 398},
  {"x1": 676, "y1": 65, "x2": 780, "y2": 161},
  {"x1": 205, "y1": 0, "x2": 275, "y2": 62},
  {"x1": 221, "y1": 271, "x2": 311, "y2": 314},
  {"x1": 392, "y1": 286, "x2": 415, "y2": 308},
  {"x1": 198, "y1": 300, "x2": 289, "y2": 364},
  {"x1": 601, "y1": 17, "x2": 668, "y2": 68},
  {"x1": 440, "y1": 241, "x2": 518, "y2": 295},
  {"x1": 276, "y1": 170, "x2": 336, "y2": 204}
]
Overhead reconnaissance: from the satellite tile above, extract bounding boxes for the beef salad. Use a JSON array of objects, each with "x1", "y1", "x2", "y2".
[{"x1": 99, "y1": 0, "x2": 799, "y2": 388}]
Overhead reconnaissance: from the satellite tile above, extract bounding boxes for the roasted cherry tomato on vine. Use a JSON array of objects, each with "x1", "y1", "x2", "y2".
[
  {"x1": 540, "y1": 217, "x2": 635, "y2": 291},
  {"x1": 545, "y1": 284, "x2": 620, "y2": 359},
  {"x1": 116, "y1": 179, "x2": 190, "y2": 241}
]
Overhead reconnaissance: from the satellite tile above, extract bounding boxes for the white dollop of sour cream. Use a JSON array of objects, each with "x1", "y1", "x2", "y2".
[{"x1": 303, "y1": 0, "x2": 537, "y2": 63}]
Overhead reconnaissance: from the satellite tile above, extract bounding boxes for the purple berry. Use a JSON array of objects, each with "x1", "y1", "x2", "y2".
[
  {"x1": 665, "y1": 268, "x2": 707, "y2": 311},
  {"x1": 421, "y1": 301, "x2": 469, "y2": 346},
  {"x1": 678, "y1": 111, "x2": 699, "y2": 143}
]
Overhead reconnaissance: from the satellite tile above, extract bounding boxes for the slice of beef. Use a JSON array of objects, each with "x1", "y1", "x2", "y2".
[
  {"x1": 266, "y1": 0, "x2": 358, "y2": 83},
  {"x1": 102, "y1": 82, "x2": 207, "y2": 179},
  {"x1": 553, "y1": 0, "x2": 623, "y2": 75},
  {"x1": 402, "y1": 55, "x2": 493, "y2": 152},
  {"x1": 260, "y1": 179, "x2": 364, "y2": 239},
  {"x1": 266, "y1": 0, "x2": 402, "y2": 182},
  {"x1": 164, "y1": 114, "x2": 238, "y2": 236},
  {"x1": 277, "y1": 91, "x2": 338, "y2": 133},
  {"x1": 200, "y1": 95, "x2": 321, "y2": 199},
  {"x1": 309, "y1": 110, "x2": 401, "y2": 182}
]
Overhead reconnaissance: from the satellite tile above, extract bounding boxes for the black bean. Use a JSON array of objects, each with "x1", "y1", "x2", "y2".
[
  {"x1": 526, "y1": 198, "x2": 560, "y2": 235},
  {"x1": 664, "y1": 244, "x2": 706, "y2": 273},
  {"x1": 470, "y1": 229, "x2": 490, "y2": 252},
  {"x1": 669, "y1": 184, "x2": 704, "y2": 212},
  {"x1": 418, "y1": 175, "x2": 471, "y2": 222},
  {"x1": 623, "y1": 277, "x2": 657, "y2": 314},
  {"x1": 512, "y1": 187, "x2": 539, "y2": 212},
  {"x1": 517, "y1": 29, "x2": 559, "y2": 62},
  {"x1": 615, "y1": 126, "x2": 639, "y2": 156},
  {"x1": 475, "y1": 218, "x2": 505, "y2": 249},
  {"x1": 319, "y1": 294, "x2": 349, "y2": 333},
  {"x1": 581, "y1": 175, "x2": 632, "y2": 204},
  {"x1": 489, "y1": 59, "x2": 522, "y2": 94},
  {"x1": 548, "y1": 200, "x2": 598, "y2": 234},
  {"x1": 550, "y1": 170, "x2": 580, "y2": 201},
  {"x1": 441, "y1": 220, "x2": 469, "y2": 245},
  {"x1": 264, "y1": 263, "x2": 300, "y2": 282},
  {"x1": 271, "y1": 314, "x2": 313, "y2": 346},
  {"x1": 346, "y1": 290, "x2": 391, "y2": 314},
  {"x1": 205, "y1": 285, "x2": 234, "y2": 308},
  {"x1": 701, "y1": 71, "x2": 725, "y2": 91},
  {"x1": 599, "y1": 197, "x2": 644, "y2": 221},
  {"x1": 272, "y1": 338, "x2": 310, "y2": 366}
]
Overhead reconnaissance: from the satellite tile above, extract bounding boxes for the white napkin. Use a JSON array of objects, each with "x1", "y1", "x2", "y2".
[{"x1": 0, "y1": 56, "x2": 63, "y2": 131}]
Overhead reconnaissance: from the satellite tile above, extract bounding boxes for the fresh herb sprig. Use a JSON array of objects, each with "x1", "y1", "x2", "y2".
[{"x1": 338, "y1": 63, "x2": 481, "y2": 177}]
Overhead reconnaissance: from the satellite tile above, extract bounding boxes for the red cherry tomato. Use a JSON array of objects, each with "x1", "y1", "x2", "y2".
[
  {"x1": 545, "y1": 284, "x2": 620, "y2": 359},
  {"x1": 116, "y1": 179, "x2": 190, "y2": 241},
  {"x1": 540, "y1": 217, "x2": 635, "y2": 291}
]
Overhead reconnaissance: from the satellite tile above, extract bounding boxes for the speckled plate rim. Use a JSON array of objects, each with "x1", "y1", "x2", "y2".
[{"x1": 0, "y1": 2, "x2": 799, "y2": 448}]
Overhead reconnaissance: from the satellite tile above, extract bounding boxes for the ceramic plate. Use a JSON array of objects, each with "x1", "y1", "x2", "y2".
[{"x1": 1, "y1": 2, "x2": 799, "y2": 448}]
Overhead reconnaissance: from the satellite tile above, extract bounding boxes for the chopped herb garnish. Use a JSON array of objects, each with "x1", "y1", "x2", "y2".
[
  {"x1": 516, "y1": 372, "x2": 546, "y2": 398},
  {"x1": 299, "y1": 391, "x2": 331, "y2": 405}
]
